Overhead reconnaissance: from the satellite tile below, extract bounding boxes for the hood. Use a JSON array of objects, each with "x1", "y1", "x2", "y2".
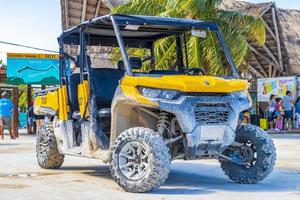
[{"x1": 121, "y1": 75, "x2": 248, "y2": 93}]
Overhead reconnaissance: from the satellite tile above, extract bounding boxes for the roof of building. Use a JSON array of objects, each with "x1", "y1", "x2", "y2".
[{"x1": 221, "y1": 0, "x2": 300, "y2": 77}]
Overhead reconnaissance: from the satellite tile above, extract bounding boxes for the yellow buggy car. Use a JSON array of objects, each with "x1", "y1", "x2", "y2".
[{"x1": 34, "y1": 14, "x2": 276, "y2": 193}]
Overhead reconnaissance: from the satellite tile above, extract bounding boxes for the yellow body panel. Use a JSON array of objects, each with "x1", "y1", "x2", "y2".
[
  {"x1": 35, "y1": 74, "x2": 247, "y2": 119},
  {"x1": 121, "y1": 75, "x2": 248, "y2": 93},
  {"x1": 34, "y1": 85, "x2": 69, "y2": 120},
  {"x1": 58, "y1": 85, "x2": 69, "y2": 120},
  {"x1": 78, "y1": 80, "x2": 89, "y2": 117},
  {"x1": 34, "y1": 89, "x2": 59, "y2": 115},
  {"x1": 120, "y1": 75, "x2": 247, "y2": 106}
]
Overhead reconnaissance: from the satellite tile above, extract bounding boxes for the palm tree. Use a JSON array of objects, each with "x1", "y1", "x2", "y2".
[{"x1": 112, "y1": 0, "x2": 266, "y2": 76}]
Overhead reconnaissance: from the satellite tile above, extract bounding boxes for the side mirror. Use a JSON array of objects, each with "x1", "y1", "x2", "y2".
[
  {"x1": 130, "y1": 57, "x2": 142, "y2": 70},
  {"x1": 191, "y1": 28, "x2": 207, "y2": 38}
]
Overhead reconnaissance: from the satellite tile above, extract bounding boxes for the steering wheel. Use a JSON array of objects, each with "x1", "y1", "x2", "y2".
[{"x1": 188, "y1": 67, "x2": 206, "y2": 76}]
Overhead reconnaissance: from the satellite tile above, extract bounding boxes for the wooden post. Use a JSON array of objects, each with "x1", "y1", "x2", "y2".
[
  {"x1": 27, "y1": 85, "x2": 32, "y2": 134},
  {"x1": 12, "y1": 87, "x2": 19, "y2": 138},
  {"x1": 272, "y1": 6, "x2": 284, "y2": 71},
  {"x1": 95, "y1": 0, "x2": 101, "y2": 17},
  {"x1": 269, "y1": 63, "x2": 272, "y2": 78}
]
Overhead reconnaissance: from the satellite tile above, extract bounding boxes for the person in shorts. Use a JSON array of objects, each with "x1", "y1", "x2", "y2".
[
  {"x1": 27, "y1": 102, "x2": 36, "y2": 134},
  {"x1": 0, "y1": 91, "x2": 15, "y2": 139},
  {"x1": 282, "y1": 90, "x2": 294, "y2": 129}
]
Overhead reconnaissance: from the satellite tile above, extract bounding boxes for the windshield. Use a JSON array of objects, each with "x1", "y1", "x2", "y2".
[
  {"x1": 60, "y1": 25, "x2": 239, "y2": 78},
  {"x1": 70, "y1": 30, "x2": 234, "y2": 77}
]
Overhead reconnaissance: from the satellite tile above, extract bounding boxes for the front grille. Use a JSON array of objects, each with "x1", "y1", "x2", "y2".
[
  {"x1": 184, "y1": 92, "x2": 229, "y2": 97},
  {"x1": 195, "y1": 103, "x2": 229, "y2": 125}
]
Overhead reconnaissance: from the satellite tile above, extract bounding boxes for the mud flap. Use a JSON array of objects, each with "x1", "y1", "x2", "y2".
[{"x1": 89, "y1": 95, "x2": 109, "y2": 150}]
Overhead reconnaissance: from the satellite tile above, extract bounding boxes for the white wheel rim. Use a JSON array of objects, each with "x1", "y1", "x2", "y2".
[
  {"x1": 118, "y1": 141, "x2": 149, "y2": 181},
  {"x1": 38, "y1": 128, "x2": 48, "y2": 158}
]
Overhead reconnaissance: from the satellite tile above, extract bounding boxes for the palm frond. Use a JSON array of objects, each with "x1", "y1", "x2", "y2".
[
  {"x1": 112, "y1": 0, "x2": 167, "y2": 15},
  {"x1": 111, "y1": 0, "x2": 265, "y2": 76},
  {"x1": 178, "y1": 0, "x2": 206, "y2": 19},
  {"x1": 216, "y1": 21, "x2": 249, "y2": 66},
  {"x1": 154, "y1": 37, "x2": 177, "y2": 69},
  {"x1": 187, "y1": 36, "x2": 204, "y2": 68},
  {"x1": 215, "y1": 10, "x2": 266, "y2": 45},
  {"x1": 200, "y1": 32, "x2": 224, "y2": 75},
  {"x1": 206, "y1": 0, "x2": 222, "y2": 8}
]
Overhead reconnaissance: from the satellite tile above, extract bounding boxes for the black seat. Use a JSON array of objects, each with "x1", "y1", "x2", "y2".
[
  {"x1": 68, "y1": 55, "x2": 124, "y2": 118},
  {"x1": 67, "y1": 73, "x2": 80, "y2": 112},
  {"x1": 89, "y1": 68, "x2": 125, "y2": 109}
]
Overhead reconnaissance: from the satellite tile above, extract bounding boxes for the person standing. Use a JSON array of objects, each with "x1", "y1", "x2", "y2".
[
  {"x1": 267, "y1": 94, "x2": 276, "y2": 130},
  {"x1": 0, "y1": 91, "x2": 15, "y2": 139},
  {"x1": 274, "y1": 97, "x2": 284, "y2": 131},
  {"x1": 295, "y1": 96, "x2": 300, "y2": 129},
  {"x1": 282, "y1": 90, "x2": 294, "y2": 130},
  {"x1": 27, "y1": 102, "x2": 36, "y2": 134}
]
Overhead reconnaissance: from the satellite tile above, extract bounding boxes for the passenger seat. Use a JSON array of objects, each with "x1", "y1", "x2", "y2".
[
  {"x1": 68, "y1": 73, "x2": 80, "y2": 113},
  {"x1": 89, "y1": 68, "x2": 125, "y2": 115}
]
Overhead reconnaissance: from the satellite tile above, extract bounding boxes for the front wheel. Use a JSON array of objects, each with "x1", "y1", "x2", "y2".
[
  {"x1": 110, "y1": 127, "x2": 170, "y2": 193},
  {"x1": 36, "y1": 122, "x2": 64, "y2": 169},
  {"x1": 219, "y1": 125, "x2": 276, "y2": 184}
]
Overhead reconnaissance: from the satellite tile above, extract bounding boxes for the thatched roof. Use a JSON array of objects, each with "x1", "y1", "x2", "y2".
[
  {"x1": 61, "y1": 0, "x2": 108, "y2": 30},
  {"x1": 277, "y1": 8, "x2": 300, "y2": 75},
  {"x1": 60, "y1": 0, "x2": 129, "y2": 66},
  {"x1": 60, "y1": 0, "x2": 130, "y2": 29},
  {"x1": 60, "y1": 0, "x2": 300, "y2": 77},
  {"x1": 221, "y1": 0, "x2": 300, "y2": 78}
]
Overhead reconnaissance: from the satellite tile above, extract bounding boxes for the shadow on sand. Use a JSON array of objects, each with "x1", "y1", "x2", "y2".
[{"x1": 57, "y1": 161, "x2": 300, "y2": 195}]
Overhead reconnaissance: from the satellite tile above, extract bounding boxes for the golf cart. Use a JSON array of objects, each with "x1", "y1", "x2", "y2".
[{"x1": 34, "y1": 14, "x2": 276, "y2": 193}]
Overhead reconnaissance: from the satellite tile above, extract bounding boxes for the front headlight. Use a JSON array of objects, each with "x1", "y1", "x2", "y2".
[{"x1": 140, "y1": 87, "x2": 179, "y2": 100}]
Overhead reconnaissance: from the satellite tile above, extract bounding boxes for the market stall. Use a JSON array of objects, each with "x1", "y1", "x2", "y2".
[{"x1": 256, "y1": 76, "x2": 298, "y2": 131}]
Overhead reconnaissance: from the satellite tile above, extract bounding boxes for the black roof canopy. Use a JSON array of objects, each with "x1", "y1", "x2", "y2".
[{"x1": 60, "y1": 14, "x2": 219, "y2": 48}]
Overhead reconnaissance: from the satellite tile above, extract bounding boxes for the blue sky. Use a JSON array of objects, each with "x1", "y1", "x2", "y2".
[
  {"x1": 0, "y1": 0, "x2": 299, "y2": 63},
  {"x1": 0, "y1": 0, "x2": 61, "y2": 62},
  {"x1": 247, "y1": 0, "x2": 300, "y2": 9}
]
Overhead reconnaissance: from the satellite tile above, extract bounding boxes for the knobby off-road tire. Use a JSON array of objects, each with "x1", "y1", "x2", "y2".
[
  {"x1": 110, "y1": 127, "x2": 170, "y2": 193},
  {"x1": 220, "y1": 124, "x2": 276, "y2": 184},
  {"x1": 36, "y1": 122, "x2": 64, "y2": 169}
]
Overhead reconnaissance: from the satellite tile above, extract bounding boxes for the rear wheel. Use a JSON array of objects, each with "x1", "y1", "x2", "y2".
[
  {"x1": 110, "y1": 127, "x2": 170, "y2": 193},
  {"x1": 219, "y1": 125, "x2": 276, "y2": 184},
  {"x1": 36, "y1": 122, "x2": 64, "y2": 169}
]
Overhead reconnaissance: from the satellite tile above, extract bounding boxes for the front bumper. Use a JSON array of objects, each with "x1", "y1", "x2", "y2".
[{"x1": 157, "y1": 94, "x2": 251, "y2": 159}]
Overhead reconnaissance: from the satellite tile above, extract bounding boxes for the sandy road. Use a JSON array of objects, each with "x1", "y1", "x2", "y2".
[{"x1": 0, "y1": 133, "x2": 299, "y2": 200}]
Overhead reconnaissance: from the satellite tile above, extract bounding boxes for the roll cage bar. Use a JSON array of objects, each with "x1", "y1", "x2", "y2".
[{"x1": 58, "y1": 14, "x2": 240, "y2": 85}]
